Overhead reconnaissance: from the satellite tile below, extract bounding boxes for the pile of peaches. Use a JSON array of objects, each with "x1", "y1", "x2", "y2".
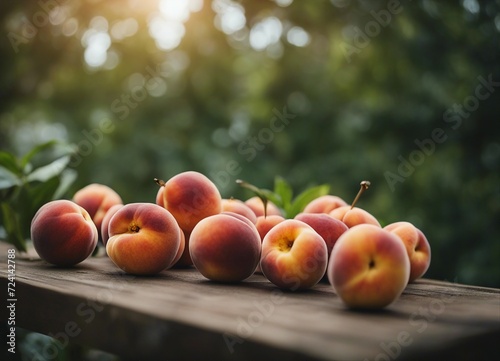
[{"x1": 30, "y1": 171, "x2": 431, "y2": 309}]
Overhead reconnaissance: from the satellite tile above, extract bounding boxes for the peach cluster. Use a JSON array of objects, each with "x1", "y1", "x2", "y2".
[{"x1": 30, "y1": 174, "x2": 431, "y2": 310}]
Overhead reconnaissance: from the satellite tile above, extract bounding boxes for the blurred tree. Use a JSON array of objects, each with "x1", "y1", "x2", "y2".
[{"x1": 0, "y1": 0, "x2": 499, "y2": 287}]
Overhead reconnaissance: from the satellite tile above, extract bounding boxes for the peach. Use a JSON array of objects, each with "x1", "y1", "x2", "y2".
[
  {"x1": 255, "y1": 215, "x2": 286, "y2": 241},
  {"x1": 167, "y1": 228, "x2": 186, "y2": 269},
  {"x1": 30, "y1": 200, "x2": 98, "y2": 266},
  {"x1": 106, "y1": 203, "x2": 182, "y2": 275},
  {"x1": 189, "y1": 212, "x2": 261, "y2": 282},
  {"x1": 294, "y1": 213, "x2": 348, "y2": 257},
  {"x1": 157, "y1": 171, "x2": 222, "y2": 233},
  {"x1": 72, "y1": 183, "x2": 123, "y2": 240},
  {"x1": 328, "y1": 224, "x2": 410, "y2": 309},
  {"x1": 384, "y1": 221, "x2": 431, "y2": 283},
  {"x1": 303, "y1": 195, "x2": 348, "y2": 214},
  {"x1": 100, "y1": 204, "x2": 124, "y2": 246},
  {"x1": 245, "y1": 196, "x2": 282, "y2": 217},
  {"x1": 329, "y1": 206, "x2": 381, "y2": 228},
  {"x1": 260, "y1": 219, "x2": 328, "y2": 290},
  {"x1": 221, "y1": 198, "x2": 257, "y2": 223}
]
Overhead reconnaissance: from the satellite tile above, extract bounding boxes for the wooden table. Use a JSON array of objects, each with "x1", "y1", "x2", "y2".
[{"x1": 1, "y1": 241, "x2": 499, "y2": 361}]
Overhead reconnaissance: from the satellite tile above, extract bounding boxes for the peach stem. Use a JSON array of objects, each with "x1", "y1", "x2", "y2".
[{"x1": 351, "y1": 180, "x2": 371, "y2": 210}]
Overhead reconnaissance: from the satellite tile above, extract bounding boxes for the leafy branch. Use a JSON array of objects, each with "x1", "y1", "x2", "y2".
[{"x1": 0, "y1": 141, "x2": 77, "y2": 252}]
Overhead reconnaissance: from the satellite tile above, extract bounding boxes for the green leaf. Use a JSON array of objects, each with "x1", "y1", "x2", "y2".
[
  {"x1": 273, "y1": 176, "x2": 293, "y2": 208},
  {"x1": 26, "y1": 155, "x2": 71, "y2": 183},
  {"x1": 0, "y1": 151, "x2": 21, "y2": 176},
  {"x1": 20, "y1": 140, "x2": 59, "y2": 168},
  {"x1": 287, "y1": 184, "x2": 330, "y2": 218},
  {"x1": 0, "y1": 203, "x2": 27, "y2": 252},
  {"x1": 0, "y1": 167, "x2": 21, "y2": 190},
  {"x1": 53, "y1": 168, "x2": 77, "y2": 199}
]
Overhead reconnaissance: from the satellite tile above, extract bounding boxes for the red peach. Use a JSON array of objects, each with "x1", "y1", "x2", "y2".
[
  {"x1": 100, "y1": 204, "x2": 124, "y2": 246},
  {"x1": 189, "y1": 213, "x2": 261, "y2": 282},
  {"x1": 255, "y1": 215, "x2": 286, "y2": 241},
  {"x1": 221, "y1": 198, "x2": 257, "y2": 223},
  {"x1": 328, "y1": 224, "x2": 410, "y2": 309},
  {"x1": 329, "y1": 206, "x2": 381, "y2": 228},
  {"x1": 106, "y1": 203, "x2": 182, "y2": 275},
  {"x1": 260, "y1": 219, "x2": 328, "y2": 290},
  {"x1": 30, "y1": 200, "x2": 98, "y2": 266},
  {"x1": 294, "y1": 212, "x2": 348, "y2": 257},
  {"x1": 73, "y1": 183, "x2": 123, "y2": 239},
  {"x1": 245, "y1": 196, "x2": 282, "y2": 217},
  {"x1": 384, "y1": 221, "x2": 431, "y2": 283},
  {"x1": 303, "y1": 195, "x2": 348, "y2": 214},
  {"x1": 157, "y1": 171, "x2": 222, "y2": 233}
]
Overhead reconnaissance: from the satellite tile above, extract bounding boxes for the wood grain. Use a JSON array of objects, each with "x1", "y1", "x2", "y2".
[{"x1": 1, "y1": 242, "x2": 499, "y2": 361}]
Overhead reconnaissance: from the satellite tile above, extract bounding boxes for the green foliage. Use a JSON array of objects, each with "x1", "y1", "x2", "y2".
[
  {"x1": 237, "y1": 177, "x2": 330, "y2": 218},
  {"x1": 0, "y1": 141, "x2": 77, "y2": 251}
]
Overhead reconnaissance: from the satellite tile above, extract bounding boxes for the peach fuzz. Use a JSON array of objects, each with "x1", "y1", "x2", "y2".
[
  {"x1": 30, "y1": 200, "x2": 98, "y2": 266},
  {"x1": 260, "y1": 219, "x2": 328, "y2": 290},
  {"x1": 384, "y1": 221, "x2": 431, "y2": 283},
  {"x1": 328, "y1": 224, "x2": 410, "y2": 309},
  {"x1": 294, "y1": 212, "x2": 348, "y2": 257},
  {"x1": 72, "y1": 183, "x2": 123, "y2": 239},
  {"x1": 157, "y1": 171, "x2": 222, "y2": 233},
  {"x1": 329, "y1": 206, "x2": 381, "y2": 228},
  {"x1": 106, "y1": 203, "x2": 182, "y2": 275},
  {"x1": 245, "y1": 196, "x2": 282, "y2": 217},
  {"x1": 189, "y1": 212, "x2": 261, "y2": 282},
  {"x1": 221, "y1": 198, "x2": 257, "y2": 223},
  {"x1": 303, "y1": 195, "x2": 348, "y2": 214}
]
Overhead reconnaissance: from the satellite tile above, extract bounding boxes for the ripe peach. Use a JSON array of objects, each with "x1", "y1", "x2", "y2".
[
  {"x1": 106, "y1": 203, "x2": 182, "y2": 275},
  {"x1": 260, "y1": 219, "x2": 328, "y2": 290},
  {"x1": 221, "y1": 198, "x2": 257, "y2": 223},
  {"x1": 384, "y1": 221, "x2": 431, "y2": 283},
  {"x1": 100, "y1": 204, "x2": 124, "y2": 246},
  {"x1": 303, "y1": 195, "x2": 348, "y2": 214},
  {"x1": 255, "y1": 215, "x2": 286, "y2": 241},
  {"x1": 30, "y1": 200, "x2": 98, "y2": 266},
  {"x1": 72, "y1": 183, "x2": 123, "y2": 240},
  {"x1": 157, "y1": 171, "x2": 222, "y2": 233},
  {"x1": 189, "y1": 212, "x2": 261, "y2": 282},
  {"x1": 294, "y1": 213, "x2": 348, "y2": 257},
  {"x1": 328, "y1": 224, "x2": 410, "y2": 309},
  {"x1": 167, "y1": 228, "x2": 186, "y2": 269},
  {"x1": 245, "y1": 196, "x2": 282, "y2": 217},
  {"x1": 329, "y1": 206, "x2": 381, "y2": 228}
]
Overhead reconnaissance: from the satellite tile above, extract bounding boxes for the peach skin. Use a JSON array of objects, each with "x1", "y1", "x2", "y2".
[
  {"x1": 189, "y1": 212, "x2": 261, "y2": 282},
  {"x1": 73, "y1": 183, "x2": 123, "y2": 240},
  {"x1": 31, "y1": 200, "x2": 98, "y2": 266},
  {"x1": 260, "y1": 219, "x2": 328, "y2": 290},
  {"x1": 384, "y1": 221, "x2": 431, "y2": 283},
  {"x1": 303, "y1": 195, "x2": 348, "y2": 214},
  {"x1": 327, "y1": 224, "x2": 410, "y2": 309},
  {"x1": 106, "y1": 202, "x2": 182, "y2": 275},
  {"x1": 156, "y1": 171, "x2": 222, "y2": 233}
]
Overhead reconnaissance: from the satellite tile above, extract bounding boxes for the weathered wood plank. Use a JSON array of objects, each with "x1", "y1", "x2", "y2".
[{"x1": 1, "y1": 241, "x2": 499, "y2": 361}]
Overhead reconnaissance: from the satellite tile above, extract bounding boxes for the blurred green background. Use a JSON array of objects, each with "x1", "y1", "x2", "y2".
[{"x1": 1, "y1": 0, "x2": 499, "y2": 289}]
